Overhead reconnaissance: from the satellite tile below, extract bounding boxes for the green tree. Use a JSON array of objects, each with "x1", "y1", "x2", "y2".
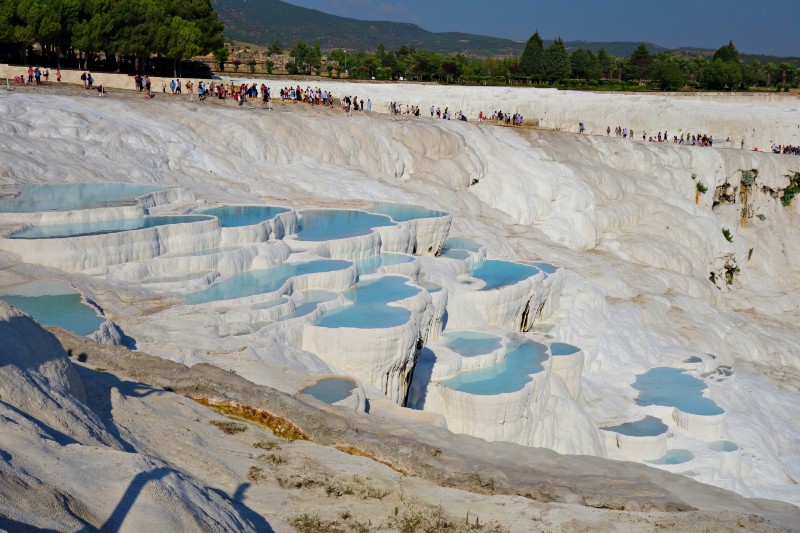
[
  {"x1": 570, "y1": 48, "x2": 600, "y2": 80},
  {"x1": 212, "y1": 46, "x2": 229, "y2": 71},
  {"x1": 713, "y1": 41, "x2": 741, "y2": 63},
  {"x1": 267, "y1": 40, "x2": 282, "y2": 55},
  {"x1": 542, "y1": 37, "x2": 570, "y2": 83},
  {"x1": 596, "y1": 47, "x2": 613, "y2": 79},
  {"x1": 651, "y1": 54, "x2": 686, "y2": 90},
  {"x1": 701, "y1": 59, "x2": 742, "y2": 90},
  {"x1": 162, "y1": 16, "x2": 201, "y2": 76},
  {"x1": 624, "y1": 44, "x2": 652, "y2": 83},
  {"x1": 519, "y1": 31, "x2": 544, "y2": 79}
]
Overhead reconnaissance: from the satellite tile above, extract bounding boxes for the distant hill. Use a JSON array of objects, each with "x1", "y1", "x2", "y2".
[
  {"x1": 212, "y1": 0, "x2": 524, "y2": 56},
  {"x1": 212, "y1": 0, "x2": 800, "y2": 65}
]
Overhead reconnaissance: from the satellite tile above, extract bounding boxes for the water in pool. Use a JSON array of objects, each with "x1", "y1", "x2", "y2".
[
  {"x1": 9, "y1": 215, "x2": 214, "y2": 239},
  {"x1": 442, "y1": 331, "x2": 503, "y2": 357},
  {"x1": 0, "y1": 183, "x2": 162, "y2": 213},
  {"x1": 366, "y1": 202, "x2": 448, "y2": 221},
  {"x1": 0, "y1": 280, "x2": 104, "y2": 335},
  {"x1": 709, "y1": 440, "x2": 739, "y2": 452},
  {"x1": 646, "y1": 449, "x2": 694, "y2": 465},
  {"x1": 531, "y1": 262, "x2": 559, "y2": 274},
  {"x1": 441, "y1": 338, "x2": 548, "y2": 395},
  {"x1": 439, "y1": 249, "x2": 471, "y2": 261},
  {"x1": 196, "y1": 205, "x2": 289, "y2": 227},
  {"x1": 442, "y1": 237, "x2": 481, "y2": 252},
  {"x1": 301, "y1": 378, "x2": 356, "y2": 404},
  {"x1": 602, "y1": 416, "x2": 669, "y2": 437},
  {"x1": 355, "y1": 253, "x2": 415, "y2": 276},
  {"x1": 550, "y1": 342, "x2": 580, "y2": 356},
  {"x1": 633, "y1": 367, "x2": 724, "y2": 416},
  {"x1": 295, "y1": 209, "x2": 395, "y2": 241},
  {"x1": 186, "y1": 260, "x2": 352, "y2": 304},
  {"x1": 471, "y1": 260, "x2": 540, "y2": 290},
  {"x1": 276, "y1": 290, "x2": 339, "y2": 321},
  {"x1": 314, "y1": 276, "x2": 419, "y2": 329}
]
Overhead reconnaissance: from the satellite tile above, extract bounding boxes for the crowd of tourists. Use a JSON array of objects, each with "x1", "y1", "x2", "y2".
[
  {"x1": 478, "y1": 110, "x2": 524, "y2": 126},
  {"x1": 11, "y1": 67, "x2": 800, "y2": 155}
]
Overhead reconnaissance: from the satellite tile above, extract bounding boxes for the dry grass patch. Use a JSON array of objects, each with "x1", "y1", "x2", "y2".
[
  {"x1": 194, "y1": 397, "x2": 309, "y2": 440},
  {"x1": 388, "y1": 501, "x2": 508, "y2": 533},
  {"x1": 209, "y1": 420, "x2": 248, "y2": 435}
]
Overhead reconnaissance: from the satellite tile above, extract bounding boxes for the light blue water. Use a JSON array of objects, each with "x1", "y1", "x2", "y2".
[
  {"x1": 443, "y1": 331, "x2": 503, "y2": 357},
  {"x1": 0, "y1": 281, "x2": 103, "y2": 335},
  {"x1": 276, "y1": 290, "x2": 339, "y2": 321},
  {"x1": 196, "y1": 205, "x2": 289, "y2": 227},
  {"x1": 442, "y1": 237, "x2": 481, "y2": 252},
  {"x1": 295, "y1": 209, "x2": 395, "y2": 241},
  {"x1": 417, "y1": 281, "x2": 442, "y2": 293},
  {"x1": 634, "y1": 367, "x2": 724, "y2": 416},
  {"x1": 531, "y1": 262, "x2": 559, "y2": 274},
  {"x1": 302, "y1": 378, "x2": 356, "y2": 404},
  {"x1": 355, "y1": 253, "x2": 415, "y2": 276},
  {"x1": 709, "y1": 440, "x2": 739, "y2": 452},
  {"x1": 186, "y1": 260, "x2": 352, "y2": 304},
  {"x1": 550, "y1": 343, "x2": 580, "y2": 356},
  {"x1": 10, "y1": 215, "x2": 213, "y2": 239},
  {"x1": 646, "y1": 449, "x2": 694, "y2": 465},
  {"x1": 471, "y1": 260, "x2": 540, "y2": 290},
  {"x1": 314, "y1": 276, "x2": 420, "y2": 329},
  {"x1": 441, "y1": 338, "x2": 548, "y2": 395},
  {"x1": 366, "y1": 202, "x2": 448, "y2": 221},
  {"x1": 0, "y1": 183, "x2": 162, "y2": 213},
  {"x1": 439, "y1": 249, "x2": 471, "y2": 260},
  {"x1": 602, "y1": 416, "x2": 669, "y2": 437}
]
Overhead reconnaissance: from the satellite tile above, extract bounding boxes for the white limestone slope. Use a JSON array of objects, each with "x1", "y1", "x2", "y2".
[
  {"x1": 0, "y1": 302, "x2": 257, "y2": 531},
  {"x1": 1, "y1": 87, "x2": 799, "y2": 508}
]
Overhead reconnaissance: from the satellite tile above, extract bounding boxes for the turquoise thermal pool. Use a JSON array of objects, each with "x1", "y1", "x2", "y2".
[
  {"x1": 365, "y1": 202, "x2": 448, "y2": 221},
  {"x1": 633, "y1": 367, "x2": 724, "y2": 416},
  {"x1": 195, "y1": 205, "x2": 289, "y2": 227},
  {"x1": 0, "y1": 280, "x2": 104, "y2": 335},
  {"x1": 276, "y1": 290, "x2": 339, "y2": 321},
  {"x1": 442, "y1": 330, "x2": 503, "y2": 357},
  {"x1": 185, "y1": 260, "x2": 352, "y2": 304},
  {"x1": 355, "y1": 253, "x2": 415, "y2": 276},
  {"x1": 550, "y1": 343, "x2": 580, "y2": 356},
  {"x1": 646, "y1": 449, "x2": 695, "y2": 465},
  {"x1": 471, "y1": 260, "x2": 540, "y2": 290},
  {"x1": 602, "y1": 416, "x2": 669, "y2": 437},
  {"x1": 441, "y1": 338, "x2": 549, "y2": 395},
  {"x1": 442, "y1": 237, "x2": 481, "y2": 252},
  {"x1": 295, "y1": 209, "x2": 395, "y2": 241},
  {"x1": 709, "y1": 440, "x2": 739, "y2": 452},
  {"x1": 9, "y1": 215, "x2": 214, "y2": 239},
  {"x1": 0, "y1": 183, "x2": 162, "y2": 213},
  {"x1": 314, "y1": 276, "x2": 420, "y2": 329},
  {"x1": 301, "y1": 377, "x2": 356, "y2": 404}
]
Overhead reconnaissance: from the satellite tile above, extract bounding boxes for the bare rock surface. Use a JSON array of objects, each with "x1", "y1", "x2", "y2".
[{"x1": 44, "y1": 326, "x2": 800, "y2": 532}]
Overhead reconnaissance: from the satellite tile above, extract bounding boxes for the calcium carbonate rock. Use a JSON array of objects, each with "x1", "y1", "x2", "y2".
[{"x1": 0, "y1": 217, "x2": 222, "y2": 271}]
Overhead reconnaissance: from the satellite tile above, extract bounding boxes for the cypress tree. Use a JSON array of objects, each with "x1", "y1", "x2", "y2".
[{"x1": 519, "y1": 31, "x2": 544, "y2": 80}]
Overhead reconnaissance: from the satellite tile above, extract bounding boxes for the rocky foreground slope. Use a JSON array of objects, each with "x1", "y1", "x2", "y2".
[{"x1": 0, "y1": 303, "x2": 798, "y2": 531}]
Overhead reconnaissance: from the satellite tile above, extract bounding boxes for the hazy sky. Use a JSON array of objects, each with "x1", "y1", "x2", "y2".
[{"x1": 285, "y1": 0, "x2": 798, "y2": 56}]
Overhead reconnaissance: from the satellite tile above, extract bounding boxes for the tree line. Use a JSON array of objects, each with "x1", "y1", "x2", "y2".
[
  {"x1": 0, "y1": 0, "x2": 225, "y2": 76},
  {"x1": 282, "y1": 34, "x2": 798, "y2": 92}
]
